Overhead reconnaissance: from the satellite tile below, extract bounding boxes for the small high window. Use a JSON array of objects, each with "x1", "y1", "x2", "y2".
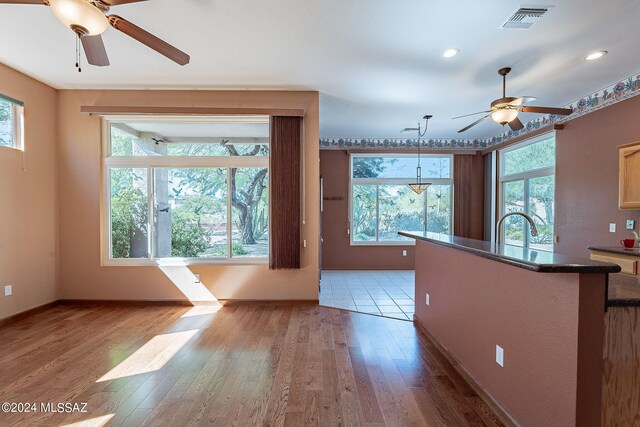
[{"x1": 0, "y1": 94, "x2": 24, "y2": 150}]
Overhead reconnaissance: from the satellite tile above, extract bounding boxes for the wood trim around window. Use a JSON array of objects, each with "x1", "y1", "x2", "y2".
[{"x1": 81, "y1": 106, "x2": 305, "y2": 117}]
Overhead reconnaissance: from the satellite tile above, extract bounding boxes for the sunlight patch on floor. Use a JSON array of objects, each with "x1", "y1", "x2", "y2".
[
  {"x1": 180, "y1": 305, "x2": 221, "y2": 318},
  {"x1": 59, "y1": 414, "x2": 114, "y2": 427},
  {"x1": 97, "y1": 329, "x2": 198, "y2": 382}
]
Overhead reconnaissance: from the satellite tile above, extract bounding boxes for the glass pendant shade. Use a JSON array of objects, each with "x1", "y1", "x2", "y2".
[
  {"x1": 49, "y1": 0, "x2": 110, "y2": 35},
  {"x1": 491, "y1": 108, "x2": 519, "y2": 125},
  {"x1": 408, "y1": 182, "x2": 430, "y2": 194}
]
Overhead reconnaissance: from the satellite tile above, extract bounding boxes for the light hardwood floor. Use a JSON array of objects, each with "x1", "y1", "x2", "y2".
[{"x1": 0, "y1": 304, "x2": 504, "y2": 426}]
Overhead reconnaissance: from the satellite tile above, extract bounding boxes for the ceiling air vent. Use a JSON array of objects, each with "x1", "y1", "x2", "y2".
[{"x1": 501, "y1": 6, "x2": 551, "y2": 29}]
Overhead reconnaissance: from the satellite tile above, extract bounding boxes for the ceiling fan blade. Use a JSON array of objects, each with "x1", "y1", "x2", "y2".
[
  {"x1": 508, "y1": 96, "x2": 537, "y2": 106},
  {"x1": 0, "y1": 0, "x2": 45, "y2": 4},
  {"x1": 452, "y1": 110, "x2": 492, "y2": 120},
  {"x1": 520, "y1": 106, "x2": 573, "y2": 116},
  {"x1": 101, "y1": 0, "x2": 148, "y2": 5},
  {"x1": 108, "y1": 15, "x2": 190, "y2": 65},
  {"x1": 458, "y1": 114, "x2": 491, "y2": 133},
  {"x1": 508, "y1": 117, "x2": 524, "y2": 131},
  {"x1": 81, "y1": 34, "x2": 110, "y2": 66}
]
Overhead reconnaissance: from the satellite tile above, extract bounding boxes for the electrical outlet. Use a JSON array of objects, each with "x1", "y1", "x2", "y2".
[
  {"x1": 496, "y1": 345, "x2": 504, "y2": 367},
  {"x1": 627, "y1": 220, "x2": 635, "y2": 230},
  {"x1": 402, "y1": 250, "x2": 407, "y2": 257},
  {"x1": 193, "y1": 274, "x2": 200, "y2": 283},
  {"x1": 4, "y1": 285, "x2": 12, "y2": 297},
  {"x1": 609, "y1": 223, "x2": 617, "y2": 233},
  {"x1": 303, "y1": 239, "x2": 307, "y2": 248},
  {"x1": 425, "y1": 293, "x2": 430, "y2": 306}
]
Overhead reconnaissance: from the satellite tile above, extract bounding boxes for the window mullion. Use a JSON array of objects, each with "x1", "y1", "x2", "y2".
[
  {"x1": 148, "y1": 167, "x2": 154, "y2": 260},
  {"x1": 227, "y1": 168, "x2": 232, "y2": 259},
  {"x1": 424, "y1": 189, "x2": 428, "y2": 233},
  {"x1": 11, "y1": 105, "x2": 17, "y2": 148},
  {"x1": 524, "y1": 178, "x2": 530, "y2": 248},
  {"x1": 375, "y1": 185, "x2": 380, "y2": 242},
  {"x1": 105, "y1": 165, "x2": 112, "y2": 259}
]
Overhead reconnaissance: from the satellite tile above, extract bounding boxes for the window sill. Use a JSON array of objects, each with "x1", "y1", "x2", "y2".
[
  {"x1": 0, "y1": 144, "x2": 22, "y2": 152},
  {"x1": 101, "y1": 258, "x2": 269, "y2": 267}
]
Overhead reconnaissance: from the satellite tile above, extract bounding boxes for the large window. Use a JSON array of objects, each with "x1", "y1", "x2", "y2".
[
  {"x1": 102, "y1": 117, "x2": 270, "y2": 265},
  {"x1": 499, "y1": 133, "x2": 555, "y2": 252},
  {"x1": 350, "y1": 154, "x2": 453, "y2": 244},
  {"x1": 0, "y1": 95, "x2": 24, "y2": 150}
]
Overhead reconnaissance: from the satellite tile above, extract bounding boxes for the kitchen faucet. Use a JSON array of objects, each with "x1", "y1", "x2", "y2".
[{"x1": 496, "y1": 212, "x2": 539, "y2": 246}]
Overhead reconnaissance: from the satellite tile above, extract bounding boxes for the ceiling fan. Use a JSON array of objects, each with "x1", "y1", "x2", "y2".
[
  {"x1": 0, "y1": 0, "x2": 189, "y2": 69},
  {"x1": 454, "y1": 67, "x2": 572, "y2": 133}
]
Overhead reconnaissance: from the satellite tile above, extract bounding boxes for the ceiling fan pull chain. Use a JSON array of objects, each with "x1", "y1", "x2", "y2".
[
  {"x1": 74, "y1": 35, "x2": 83, "y2": 73},
  {"x1": 78, "y1": 35, "x2": 82, "y2": 73}
]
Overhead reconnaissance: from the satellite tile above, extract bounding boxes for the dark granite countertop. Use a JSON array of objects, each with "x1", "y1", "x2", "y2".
[
  {"x1": 588, "y1": 246, "x2": 640, "y2": 257},
  {"x1": 399, "y1": 231, "x2": 621, "y2": 274},
  {"x1": 608, "y1": 273, "x2": 640, "y2": 307}
]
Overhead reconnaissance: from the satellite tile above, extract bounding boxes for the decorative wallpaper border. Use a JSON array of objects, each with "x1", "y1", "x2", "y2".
[
  {"x1": 319, "y1": 137, "x2": 490, "y2": 150},
  {"x1": 320, "y1": 72, "x2": 640, "y2": 151}
]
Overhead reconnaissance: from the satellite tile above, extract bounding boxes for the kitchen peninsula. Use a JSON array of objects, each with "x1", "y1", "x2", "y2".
[{"x1": 399, "y1": 231, "x2": 621, "y2": 427}]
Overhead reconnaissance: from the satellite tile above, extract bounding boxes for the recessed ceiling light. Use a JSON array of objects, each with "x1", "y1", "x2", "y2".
[
  {"x1": 585, "y1": 51, "x2": 607, "y2": 61},
  {"x1": 443, "y1": 48, "x2": 460, "y2": 58}
]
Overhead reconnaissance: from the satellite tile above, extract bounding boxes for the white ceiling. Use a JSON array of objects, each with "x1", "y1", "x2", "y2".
[{"x1": 1, "y1": 0, "x2": 639, "y2": 138}]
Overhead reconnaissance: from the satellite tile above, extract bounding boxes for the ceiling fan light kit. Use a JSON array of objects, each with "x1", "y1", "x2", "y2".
[
  {"x1": 49, "y1": 0, "x2": 109, "y2": 35},
  {"x1": 491, "y1": 108, "x2": 518, "y2": 125}
]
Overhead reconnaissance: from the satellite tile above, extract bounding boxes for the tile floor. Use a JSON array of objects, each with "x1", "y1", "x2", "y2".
[{"x1": 319, "y1": 270, "x2": 415, "y2": 321}]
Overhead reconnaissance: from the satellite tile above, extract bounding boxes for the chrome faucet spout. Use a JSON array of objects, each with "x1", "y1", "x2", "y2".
[{"x1": 496, "y1": 211, "x2": 539, "y2": 245}]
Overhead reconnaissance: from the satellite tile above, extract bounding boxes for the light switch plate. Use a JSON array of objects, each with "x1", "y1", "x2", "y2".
[
  {"x1": 627, "y1": 220, "x2": 635, "y2": 230},
  {"x1": 425, "y1": 293, "x2": 430, "y2": 306},
  {"x1": 4, "y1": 285, "x2": 12, "y2": 297},
  {"x1": 496, "y1": 345, "x2": 504, "y2": 367},
  {"x1": 609, "y1": 223, "x2": 617, "y2": 233}
]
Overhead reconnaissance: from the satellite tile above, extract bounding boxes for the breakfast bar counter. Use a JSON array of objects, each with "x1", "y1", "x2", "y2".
[
  {"x1": 400, "y1": 231, "x2": 621, "y2": 273},
  {"x1": 400, "y1": 231, "x2": 621, "y2": 426}
]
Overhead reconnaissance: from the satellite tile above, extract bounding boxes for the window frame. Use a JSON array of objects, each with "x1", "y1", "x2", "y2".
[
  {"x1": 348, "y1": 153, "x2": 454, "y2": 246},
  {"x1": 0, "y1": 94, "x2": 24, "y2": 151},
  {"x1": 100, "y1": 115, "x2": 270, "y2": 266},
  {"x1": 498, "y1": 132, "x2": 556, "y2": 250}
]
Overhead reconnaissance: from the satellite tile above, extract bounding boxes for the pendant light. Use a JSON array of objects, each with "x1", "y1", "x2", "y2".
[{"x1": 402, "y1": 115, "x2": 433, "y2": 195}]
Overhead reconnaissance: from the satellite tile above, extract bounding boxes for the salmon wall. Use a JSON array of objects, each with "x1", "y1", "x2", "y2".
[
  {"x1": 57, "y1": 90, "x2": 319, "y2": 301},
  {"x1": 0, "y1": 64, "x2": 58, "y2": 320},
  {"x1": 555, "y1": 95, "x2": 640, "y2": 258}
]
